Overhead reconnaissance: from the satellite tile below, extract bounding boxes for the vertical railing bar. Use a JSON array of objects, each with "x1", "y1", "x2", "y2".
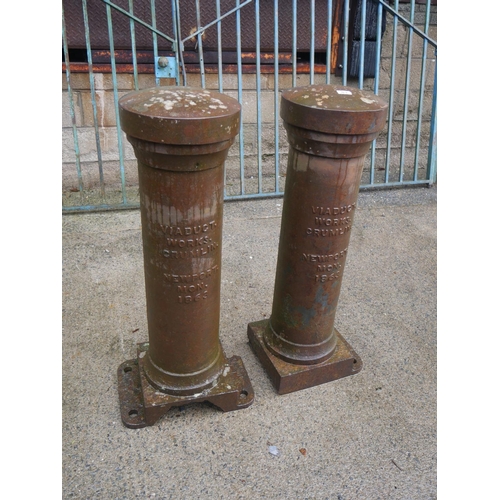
[
  {"x1": 174, "y1": 1, "x2": 187, "y2": 86},
  {"x1": 342, "y1": 0, "x2": 349, "y2": 85},
  {"x1": 384, "y1": 0, "x2": 399, "y2": 183},
  {"x1": 310, "y1": 0, "x2": 316, "y2": 85},
  {"x1": 215, "y1": 0, "x2": 226, "y2": 196},
  {"x1": 82, "y1": 0, "x2": 105, "y2": 199},
  {"x1": 310, "y1": 0, "x2": 315, "y2": 84},
  {"x1": 62, "y1": 4, "x2": 84, "y2": 204},
  {"x1": 427, "y1": 53, "x2": 437, "y2": 184},
  {"x1": 236, "y1": 0, "x2": 245, "y2": 195},
  {"x1": 106, "y1": 3, "x2": 128, "y2": 204},
  {"x1": 195, "y1": 0, "x2": 206, "y2": 88},
  {"x1": 171, "y1": 0, "x2": 181, "y2": 86},
  {"x1": 216, "y1": 0, "x2": 223, "y2": 92},
  {"x1": 373, "y1": 3, "x2": 383, "y2": 96},
  {"x1": 150, "y1": 0, "x2": 160, "y2": 86},
  {"x1": 128, "y1": 0, "x2": 139, "y2": 90},
  {"x1": 358, "y1": 0, "x2": 367, "y2": 89},
  {"x1": 369, "y1": 0, "x2": 384, "y2": 185},
  {"x1": 255, "y1": 0, "x2": 263, "y2": 193},
  {"x1": 413, "y1": 0, "x2": 431, "y2": 181},
  {"x1": 292, "y1": 0, "x2": 297, "y2": 87},
  {"x1": 274, "y1": 0, "x2": 280, "y2": 193},
  {"x1": 399, "y1": 0, "x2": 414, "y2": 182},
  {"x1": 326, "y1": 0, "x2": 333, "y2": 84}
]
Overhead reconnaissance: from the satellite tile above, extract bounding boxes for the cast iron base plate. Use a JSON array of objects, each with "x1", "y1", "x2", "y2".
[
  {"x1": 117, "y1": 342, "x2": 254, "y2": 428},
  {"x1": 247, "y1": 319, "x2": 362, "y2": 395}
]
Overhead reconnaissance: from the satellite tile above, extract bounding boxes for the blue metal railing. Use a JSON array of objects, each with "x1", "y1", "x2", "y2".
[{"x1": 62, "y1": 0, "x2": 437, "y2": 213}]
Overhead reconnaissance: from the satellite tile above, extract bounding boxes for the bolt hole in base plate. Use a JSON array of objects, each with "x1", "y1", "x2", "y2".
[
  {"x1": 117, "y1": 343, "x2": 254, "y2": 429},
  {"x1": 247, "y1": 319, "x2": 363, "y2": 395}
]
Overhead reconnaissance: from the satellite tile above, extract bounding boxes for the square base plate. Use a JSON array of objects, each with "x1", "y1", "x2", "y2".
[
  {"x1": 247, "y1": 319, "x2": 362, "y2": 395},
  {"x1": 117, "y1": 343, "x2": 254, "y2": 428}
]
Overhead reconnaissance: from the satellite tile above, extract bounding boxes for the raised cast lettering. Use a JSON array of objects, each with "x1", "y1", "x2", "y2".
[
  {"x1": 315, "y1": 272, "x2": 340, "y2": 283},
  {"x1": 311, "y1": 203, "x2": 356, "y2": 215},
  {"x1": 162, "y1": 241, "x2": 219, "y2": 258},
  {"x1": 314, "y1": 216, "x2": 351, "y2": 226},
  {"x1": 159, "y1": 221, "x2": 217, "y2": 236},
  {"x1": 301, "y1": 249, "x2": 348, "y2": 262},
  {"x1": 306, "y1": 226, "x2": 352, "y2": 237},
  {"x1": 164, "y1": 265, "x2": 219, "y2": 283}
]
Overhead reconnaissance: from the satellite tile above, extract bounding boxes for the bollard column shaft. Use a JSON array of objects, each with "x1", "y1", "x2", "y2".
[
  {"x1": 116, "y1": 87, "x2": 254, "y2": 427},
  {"x1": 135, "y1": 144, "x2": 225, "y2": 394},
  {"x1": 248, "y1": 85, "x2": 388, "y2": 394}
]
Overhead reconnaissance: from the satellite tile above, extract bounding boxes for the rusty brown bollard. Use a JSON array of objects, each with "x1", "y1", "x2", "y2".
[
  {"x1": 116, "y1": 86, "x2": 254, "y2": 428},
  {"x1": 248, "y1": 84, "x2": 388, "y2": 394}
]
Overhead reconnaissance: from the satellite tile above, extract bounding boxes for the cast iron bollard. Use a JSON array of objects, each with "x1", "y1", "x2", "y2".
[
  {"x1": 248, "y1": 84, "x2": 388, "y2": 394},
  {"x1": 117, "y1": 86, "x2": 254, "y2": 428}
]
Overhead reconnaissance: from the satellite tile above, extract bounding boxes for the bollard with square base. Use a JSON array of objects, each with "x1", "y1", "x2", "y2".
[
  {"x1": 117, "y1": 87, "x2": 254, "y2": 427},
  {"x1": 248, "y1": 85, "x2": 388, "y2": 395}
]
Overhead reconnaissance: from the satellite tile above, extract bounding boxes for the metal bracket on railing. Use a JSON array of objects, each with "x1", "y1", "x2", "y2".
[{"x1": 155, "y1": 56, "x2": 177, "y2": 79}]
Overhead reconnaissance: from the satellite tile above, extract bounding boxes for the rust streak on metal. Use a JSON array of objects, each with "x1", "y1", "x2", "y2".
[{"x1": 62, "y1": 62, "x2": 330, "y2": 75}]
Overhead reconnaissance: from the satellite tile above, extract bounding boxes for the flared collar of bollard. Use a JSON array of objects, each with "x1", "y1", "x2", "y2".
[
  {"x1": 280, "y1": 84, "x2": 388, "y2": 136},
  {"x1": 119, "y1": 86, "x2": 241, "y2": 145}
]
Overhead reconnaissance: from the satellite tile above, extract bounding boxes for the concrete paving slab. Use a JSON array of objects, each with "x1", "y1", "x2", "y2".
[{"x1": 62, "y1": 187, "x2": 436, "y2": 499}]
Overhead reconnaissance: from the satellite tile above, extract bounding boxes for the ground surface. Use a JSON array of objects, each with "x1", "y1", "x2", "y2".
[{"x1": 62, "y1": 187, "x2": 437, "y2": 499}]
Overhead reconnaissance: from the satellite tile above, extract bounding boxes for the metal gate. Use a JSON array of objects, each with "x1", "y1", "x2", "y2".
[{"x1": 62, "y1": 0, "x2": 437, "y2": 213}]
